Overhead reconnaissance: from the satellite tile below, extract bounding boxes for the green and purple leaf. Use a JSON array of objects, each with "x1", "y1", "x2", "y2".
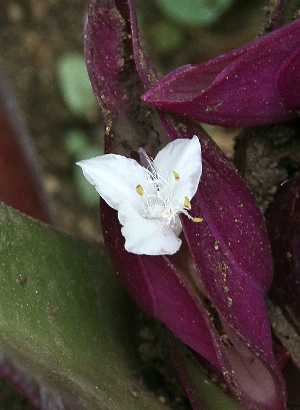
[
  {"x1": 0, "y1": 202, "x2": 168, "y2": 410},
  {"x1": 170, "y1": 339, "x2": 245, "y2": 410}
]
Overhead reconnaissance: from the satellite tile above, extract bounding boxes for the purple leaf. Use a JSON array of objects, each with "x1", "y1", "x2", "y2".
[
  {"x1": 158, "y1": 113, "x2": 287, "y2": 409},
  {"x1": 265, "y1": 172, "x2": 300, "y2": 334},
  {"x1": 0, "y1": 65, "x2": 54, "y2": 224},
  {"x1": 85, "y1": 0, "x2": 287, "y2": 408},
  {"x1": 84, "y1": 0, "x2": 128, "y2": 121},
  {"x1": 142, "y1": 19, "x2": 300, "y2": 127},
  {"x1": 0, "y1": 350, "x2": 71, "y2": 410},
  {"x1": 84, "y1": 0, "x2": 167, "y2": 156},
  {"x1": 276, "y1": 46, "x2": 300, "y2": 111},
  {"x1": 101, "y1": 200, "x2": 220, "y2": 369}
]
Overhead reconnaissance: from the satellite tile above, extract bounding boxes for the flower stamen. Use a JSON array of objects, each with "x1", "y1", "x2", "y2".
[
  {"x1": 136, "y1": 184, "x2": 144, "y2": 195},
  {"x1": 184, "y1": 196, "x2": 191, "y2": 210},
  {"x1": 193, "y1": 217, "x2": 203, "y2": 223},
  {"x1": 172, "y1": 170, "x2": 180, "y2": 180}
]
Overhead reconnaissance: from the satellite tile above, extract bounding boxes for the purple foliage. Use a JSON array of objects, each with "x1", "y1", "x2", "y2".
[
  {"x1": 266, "y1": 173, "x2": 300, "y2": 340},
  {"x1": 0, "y1": 349, "x2": 71, "y2": 410},
  {"x1": 0, "y1": 65, "x2": 54, "y2": 224},
  {"x1": 142, "y1": 19, "x2": 300, "y2": 127},
  {"x1": 265, "y1": 172, "x2": 300, "y2": 406},
  {"x1": 85, "y1": 0, "x2": 288, "y2": 408}
]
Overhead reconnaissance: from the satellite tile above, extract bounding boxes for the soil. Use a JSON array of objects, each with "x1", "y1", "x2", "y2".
[{"x1": 0, "y1": 0, "x2": 287, "y2": 409}]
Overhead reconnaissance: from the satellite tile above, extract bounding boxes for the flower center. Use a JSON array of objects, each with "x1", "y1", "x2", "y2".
[{"x1": 135, "y1": 169, "x2": 202, "y2": 225}]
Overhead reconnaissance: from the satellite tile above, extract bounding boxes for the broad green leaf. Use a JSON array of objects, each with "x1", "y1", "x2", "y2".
[
  {"x1": 0, "y1": 202, "x2": 168, "y2": 410},
  {"x1": 153, "y1": 0, "x2": 235, "y2": 26}
]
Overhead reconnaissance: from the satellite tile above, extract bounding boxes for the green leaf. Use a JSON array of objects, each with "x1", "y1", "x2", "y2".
[
  {"x1": 153, "y1": 0, "x2": 235, "y2": 26},
  {"x1": 152, "y1": 22, "x2": 184, "y2": 52},
  {"x1": 57, "y1": 54, "x2": 97, "y2": 117},
  {"x1": 64, "y1": 129, "x2": 90, "y2": 155},
  {"x1": 64, "y1": 129, "x2": 104, "y2": 205},
  {"x1": 74, "y1": 164, "x2": 100, "y2": 205},
  {"x1": 0, "y1": 202, "x2": 169, "y2": 410}
]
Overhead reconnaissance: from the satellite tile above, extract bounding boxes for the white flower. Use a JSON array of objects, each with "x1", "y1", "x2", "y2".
[{"x1": 77, "y1": 135, "x2": 202, "y2": 255}]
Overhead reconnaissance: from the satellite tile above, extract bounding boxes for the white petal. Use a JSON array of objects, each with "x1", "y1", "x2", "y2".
[
  {"x1": 77, "y1": 154, "x2": 150, "y2": 210},
  {"x1": 118, "y1": 201, "x2": 182, "y2": 255},
  {"x1": 153, "y1": 135, "x2": 202, "y2": 202}
]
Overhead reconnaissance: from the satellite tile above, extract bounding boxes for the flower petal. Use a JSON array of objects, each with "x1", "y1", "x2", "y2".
[
  {"x1": 118, "y1": 200, "x2": 182, "y2": 255},
  {"x1": 77, "y1": 154, "x2": 149, "y2": 210},
  {"x1": 153, "y1": 135, "x2": 202, "y2": 203},
  {"x1": 142, "y1": 18, "x2": 300, "y2": 127}
]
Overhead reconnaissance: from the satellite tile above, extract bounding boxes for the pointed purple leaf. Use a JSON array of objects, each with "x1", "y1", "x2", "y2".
[
  {"x1": 142, "y1": 19, "x2": 300, "y2": 127},
  {"x1": 84, "y1": 0, "x2": 129, "y2": 121},
  {"x1": 85, "y1": 0, "x2": 287, "y2": 408}
]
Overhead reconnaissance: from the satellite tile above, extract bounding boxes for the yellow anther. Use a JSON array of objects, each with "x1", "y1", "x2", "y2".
[
  {"x1": 193, "y1": 217, "x2": 203, "y2": 223},
  {"x1": 172, "y1": 170, "x2": 180, "y2": 180},
  {"x1": 184, "y1": 196, "x2": 191, "y2": 209},
  {"x1": 165, "y1": 209, "x2": 172, "y2": 217},
  {"x1": 136, "y1": 185, "x2": 144, "y2": 195}
]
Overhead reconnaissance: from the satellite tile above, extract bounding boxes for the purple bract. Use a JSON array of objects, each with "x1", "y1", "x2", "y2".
[{"x1": 84, "y1": 0, "x2": 287, "y2": 408}]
